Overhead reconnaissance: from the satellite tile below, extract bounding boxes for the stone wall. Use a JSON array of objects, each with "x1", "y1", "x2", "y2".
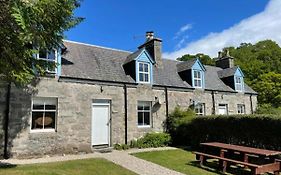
[
  {"x1": 0, "y1": 83, "x2": 8, "y2": 158},
  {"x1": 0, "y1": 77, "x2": 258, "y2": 158}
]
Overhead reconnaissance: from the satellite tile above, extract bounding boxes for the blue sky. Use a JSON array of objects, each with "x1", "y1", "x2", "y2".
[{"x1": 65, "y1": 0, "x2": 281, "y2": 58}]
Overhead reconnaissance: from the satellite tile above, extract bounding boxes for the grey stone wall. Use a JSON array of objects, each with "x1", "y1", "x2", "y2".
[
  {"x1": 0, "y1": 83, "x2": 8, "y2": 158},
  {"x1": 0, "y1": 77, "x2": 258, "y2": 158}
]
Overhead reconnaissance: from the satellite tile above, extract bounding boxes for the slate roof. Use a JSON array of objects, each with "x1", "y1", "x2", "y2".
[
  {"x1": 176, "y1": 59, "x2": 197, "y2": 72},
  {"x1": 217, "y1": 66, "x2": 239, "y2": 78},
  {"x1": 123, "y1": 48, "x2": 145, "y2": 65},
  {"x1": 61, "y1": 40, "x2": 257, "y2": 94}
]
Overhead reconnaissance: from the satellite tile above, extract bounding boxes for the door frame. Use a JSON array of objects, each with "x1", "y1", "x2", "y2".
[{"x1": 91, "y1": 100, "x2": 111, "y2": 146}]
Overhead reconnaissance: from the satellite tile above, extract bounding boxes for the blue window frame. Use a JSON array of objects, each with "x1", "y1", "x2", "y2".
[
  {"x1": 138, "y1": 62, "x2": 150, "y2": 83},
  {"x1": 235, "y1": 76, "x2": 243, "y2": 92},
  {"x1": 193, "y1": 70, "x2": 203, "y2": 88},
  {"x1": 37, "y1": 49, "x2": 57, "y2": 74}
]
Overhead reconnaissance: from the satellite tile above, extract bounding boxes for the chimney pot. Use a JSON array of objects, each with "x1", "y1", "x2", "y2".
[{"x1": 146, "y1": 31, "x2": 154, "y2": 41}]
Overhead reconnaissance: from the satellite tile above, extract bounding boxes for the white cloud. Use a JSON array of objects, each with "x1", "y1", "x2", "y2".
[
  {"x1": 164, "y1": 0, "x2": 281, "y2": 59},
  {"x1": 173, "y1": 23, "x2": 192, "y2": 39}
]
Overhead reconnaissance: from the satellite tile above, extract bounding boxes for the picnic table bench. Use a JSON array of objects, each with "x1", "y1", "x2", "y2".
[{"x1": 194, "y1": 142, "x2": 281, "y2": 175}]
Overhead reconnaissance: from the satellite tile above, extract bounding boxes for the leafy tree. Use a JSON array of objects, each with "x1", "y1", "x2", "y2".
[
  {"x1": 0, "y1": 0, "x2": 83, "y2": 85},
  {"x1": 177, "y1": 53, "x2": 215, "y2": 66}
]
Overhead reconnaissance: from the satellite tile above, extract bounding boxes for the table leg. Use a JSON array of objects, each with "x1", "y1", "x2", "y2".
[{"x1": 244, "y1": 154, "x2": 249, "y2": 169}]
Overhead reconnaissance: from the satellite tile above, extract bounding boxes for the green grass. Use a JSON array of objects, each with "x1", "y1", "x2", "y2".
[
  {"x1": 0, "y1": 158, "x2": 137, "y2": 175},
  {"x1": 133, "y1": 149, "x2": 254, "y2": 175}
]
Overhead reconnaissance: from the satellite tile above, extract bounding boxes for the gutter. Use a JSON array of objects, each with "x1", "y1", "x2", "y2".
[
  {"x1": 211, "y1": 91, "x2": 216, "y2": 115},
  {"x1": 164, "y1": 87, "x2": 169, "y2": 118},
  {"x1": 123, "y1": 84, "x2": 128, "y2": 144},
  {"x1": 4, "y1": 83, "x2": 11, "y2": 159}
]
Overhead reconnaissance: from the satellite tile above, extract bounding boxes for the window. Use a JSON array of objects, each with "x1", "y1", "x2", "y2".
[
  {"x1": 31, "y1": 97, "x2": 57, "y2": 131},
  {"x1": 193, "y1": 70, "x2": 202, "y2": 88},
  {"x1": 194, "y1": 103, "x2": 205, "y2": 116},
  {"x1": 218, "y1": 104, "x2": 228, "y2": 115},
  {"x1": 37, "y1": 49, "x2": 57, "y2": 74},
  {"x1": 235, "y1": 76, "x2": 243, "y2": 92},
  {"x1": 137, "y1": 101, "x2": 151, "y2": 127},
  {"x1": 138, "y1": 62, "x2": 150, "y2": 83},
  {"x1": 237, "y1": 104, "x2": 246, "y2": 114}
]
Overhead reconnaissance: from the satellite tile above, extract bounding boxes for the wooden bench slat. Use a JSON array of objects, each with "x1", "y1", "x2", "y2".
[{"x1": 193, "y1": 151, "x2": 260, "y2": 168}]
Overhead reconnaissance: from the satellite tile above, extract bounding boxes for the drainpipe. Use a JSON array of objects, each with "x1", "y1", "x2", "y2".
[
  {"x1": 164, "y1": 87, "x2": 169, "y2": 118},
  {"x1": 4, "y1": 83, "x2": 11, "y2": 159},
  {"x1": 123, "y1": 84, "x2": 128, "y2": 144},
  {"x1": 250, "y1": 94, "x2": 253, "y2": 114},
  {"x1": 211, "y1": 91, "x2": 216, "y2": 115}
]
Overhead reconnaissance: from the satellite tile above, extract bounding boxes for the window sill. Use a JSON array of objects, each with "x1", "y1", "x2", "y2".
[
  {"x1": 137, "y1": 125, "x2": 151, "y2": 128},
  {"x1": 30, "y1": 129, "x2": 56, "y2": 133}
]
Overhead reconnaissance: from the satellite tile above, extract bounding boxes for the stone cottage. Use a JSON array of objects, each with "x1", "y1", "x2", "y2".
[{"x1": 0, "y1": 32, "x2": 257, "y2": 158}]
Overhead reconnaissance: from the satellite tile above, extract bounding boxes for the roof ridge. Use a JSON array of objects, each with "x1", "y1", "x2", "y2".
[{"x1": 63, "y1": 40, "x2": 133, "y2": 54}]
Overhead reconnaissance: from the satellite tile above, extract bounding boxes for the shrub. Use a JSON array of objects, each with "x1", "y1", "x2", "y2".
[
  {"x1": 169, "y1": 114, "x2": 281, "y2": 150},
  {"x1": 256, "y1": 104, "x2": 281, "y2": 115},
  {"x1": 114, "y1": 143, "x2": 130, "y2": 150},
  {"x1": 165, "y1": 107, "x2": 195, "y2": 145},
  {"x1": 130, "y1": 132, "x2": 171, "y2": 148}
]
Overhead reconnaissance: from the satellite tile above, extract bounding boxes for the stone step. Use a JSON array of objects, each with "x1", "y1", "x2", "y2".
[{"x1": 92, "y1": 146, "x2": 113, "y2": 153}]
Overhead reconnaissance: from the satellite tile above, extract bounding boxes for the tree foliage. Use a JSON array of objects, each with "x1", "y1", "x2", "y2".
[
  {"x1": 177, "y1": 40, "x2": 281, "y2": 107},
  {"x1": 177, "y1": 53, "x2": 215, "y2": 66},
  {"x1": 0, "y1": 0, "x2": 83, "y2": 85}
]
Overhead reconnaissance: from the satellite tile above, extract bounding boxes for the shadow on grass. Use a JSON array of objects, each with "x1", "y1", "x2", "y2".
[
  {"x1": 0, "y1": 162, "x2": 17, "y2": 169},
  {"x1": 188, "y1": 160, "x2": 253, "y2": 175}
]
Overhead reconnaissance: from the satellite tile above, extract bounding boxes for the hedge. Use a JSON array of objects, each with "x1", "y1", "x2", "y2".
[{"x1": 167, "y1": 109, "x2": 281, "y2": 150}]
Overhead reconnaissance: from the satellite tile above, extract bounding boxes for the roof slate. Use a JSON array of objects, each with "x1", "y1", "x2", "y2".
[
  {"x1": 61, "y1": 40, "x2": 257, "y2": 94},
  {"x1": 217, "y1": 66, "x2": 239, "y2": 78}
]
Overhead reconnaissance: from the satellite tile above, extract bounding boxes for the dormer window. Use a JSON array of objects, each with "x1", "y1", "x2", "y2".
[
  {"x1": 235, "y1": 76, "x2": 243, "y2": 92},
  {"x1": 37, "y1": 49, "x2": 57, "y2": 74},
  {"x1": 138, "y1": 62, "x2": 150, "y2": 83},
  {"x1": 193, "y1": 70, "x2": 203, "y2": 88}
]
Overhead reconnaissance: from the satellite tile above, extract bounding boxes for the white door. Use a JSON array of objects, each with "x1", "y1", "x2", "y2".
[
  {"x1": 92, "y1": 102, "x2": 110, "y2": 146},
  {"x1": 218, "y1": 104, "x2": 228, "y2": 115}
]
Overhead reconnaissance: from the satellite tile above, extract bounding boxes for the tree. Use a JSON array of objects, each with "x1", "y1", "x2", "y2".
[
  {"x1": 0, "y1": 0, "x2": 83, "y2": 85},
  {"x1": 252, "y1": 72, "x2": 281, "y2": 107},
  {"x1": 177, "y1": 53, "x2": 215, "y2": 66}
]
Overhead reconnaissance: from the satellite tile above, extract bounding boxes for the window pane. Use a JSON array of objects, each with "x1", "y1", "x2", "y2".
[
  {"x1": 139, "y1": 63, "x2": 143, "y2": 72},
  {"x1": 144, "y1": 112, "x2": 150, "y2": 125},
  {"x1": 45, "y1": 104, "x2": 56, "y2": 110},
  {"x1": 197, "y1": 71, "x2": 201, "y2": 78},
  {"x1": 33, "y1": 104, "x2": 44, "y2": 110},
  {"x1": 39, "y1": 49, "x2": 47, "y2": 59},
  {"x1": 48, "y1": 50, "x2": 56, "y2": 61},
  {"x1": 144, "y1": 104, "x2": 150, "y2": 110},
  {"x1": 138, "y1": 112, "x2": 143, "y2": 125},
  {"x1": 139, "y1": 73, "x2": 144, "y2": 81},
  {"x1": 144, "y1": 64, "x2": 149, "y2": 72},
  {"x1": 138, "y1": 105, "x2": 144, "y2": 110},
  {"x1": 44, "y1": 112, "x2": 56, "y2": 129},
  {"x1": 144, "y1": 74, "x2": 149, "y2": 82},
  {"x1": 197, "y1": 80, "x2": 201, "y2": 87},
  {"x1": 32, "y1": 112, "x2": 44, "y2": 129}
]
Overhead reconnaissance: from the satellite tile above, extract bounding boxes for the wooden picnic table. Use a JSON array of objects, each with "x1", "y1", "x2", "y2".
[
  {"x1": 201, "y1": 142, "x2": 281, "y2": 157},
  {"x1": 194, "y1": 142, "x2": 281, "y2": 174}
]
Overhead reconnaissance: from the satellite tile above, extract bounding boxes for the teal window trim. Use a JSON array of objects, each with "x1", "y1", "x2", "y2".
[
  {"x1": 36, "y1": 48, "x2": 61, "y2": 76},
  {"x1": 137, "y1": 62, "x2": 151, "y2": 84},
  {"x1": 234, "y1": 76, "x2": 244, "y2": 92},
  {"x1": 192, "y1": 69, "x2": 204, "y2": 88},
  {"x1": 135, "y1": 49, "x2": 154, "y2": 84}
]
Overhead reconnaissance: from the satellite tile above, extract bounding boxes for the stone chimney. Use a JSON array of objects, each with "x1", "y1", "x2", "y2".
[
  {"x1": 215, "y1": 49, "x2": 234, "y2": 69},
  {"x1": 138, "y1": 31, "x2": 163, "y2": 68}
]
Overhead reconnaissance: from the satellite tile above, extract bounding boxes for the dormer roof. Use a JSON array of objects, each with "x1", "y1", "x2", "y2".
[
  {"x1": 217, "y1": 66, "x2": 244, "y2": 78},
  {"x1": 123, "y1": 48, "x2": 155, "y2": 65},
  {"x1": 176, "y1": 58, "x2": 206, "y2": 73}
]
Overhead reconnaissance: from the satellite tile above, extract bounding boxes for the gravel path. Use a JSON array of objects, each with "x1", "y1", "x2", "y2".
[{"x1": 0, "y1": 147, "x2": 184, "y2": 175}]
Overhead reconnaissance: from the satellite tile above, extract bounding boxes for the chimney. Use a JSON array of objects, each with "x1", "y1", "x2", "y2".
[
  {"x1": 215, "y1": 49, "x2": 234, "y2": 69},
  {"x1": 138, "y1": 31, "x2": 163, "y2": 68}
]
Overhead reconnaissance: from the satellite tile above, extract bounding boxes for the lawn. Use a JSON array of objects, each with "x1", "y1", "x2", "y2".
[
  {"x1": 0, "y1": 158, "x2": 136, "y2": 175},
  {"x1": 133, "y1": 149, "x2": 254, "y2": 175}
]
